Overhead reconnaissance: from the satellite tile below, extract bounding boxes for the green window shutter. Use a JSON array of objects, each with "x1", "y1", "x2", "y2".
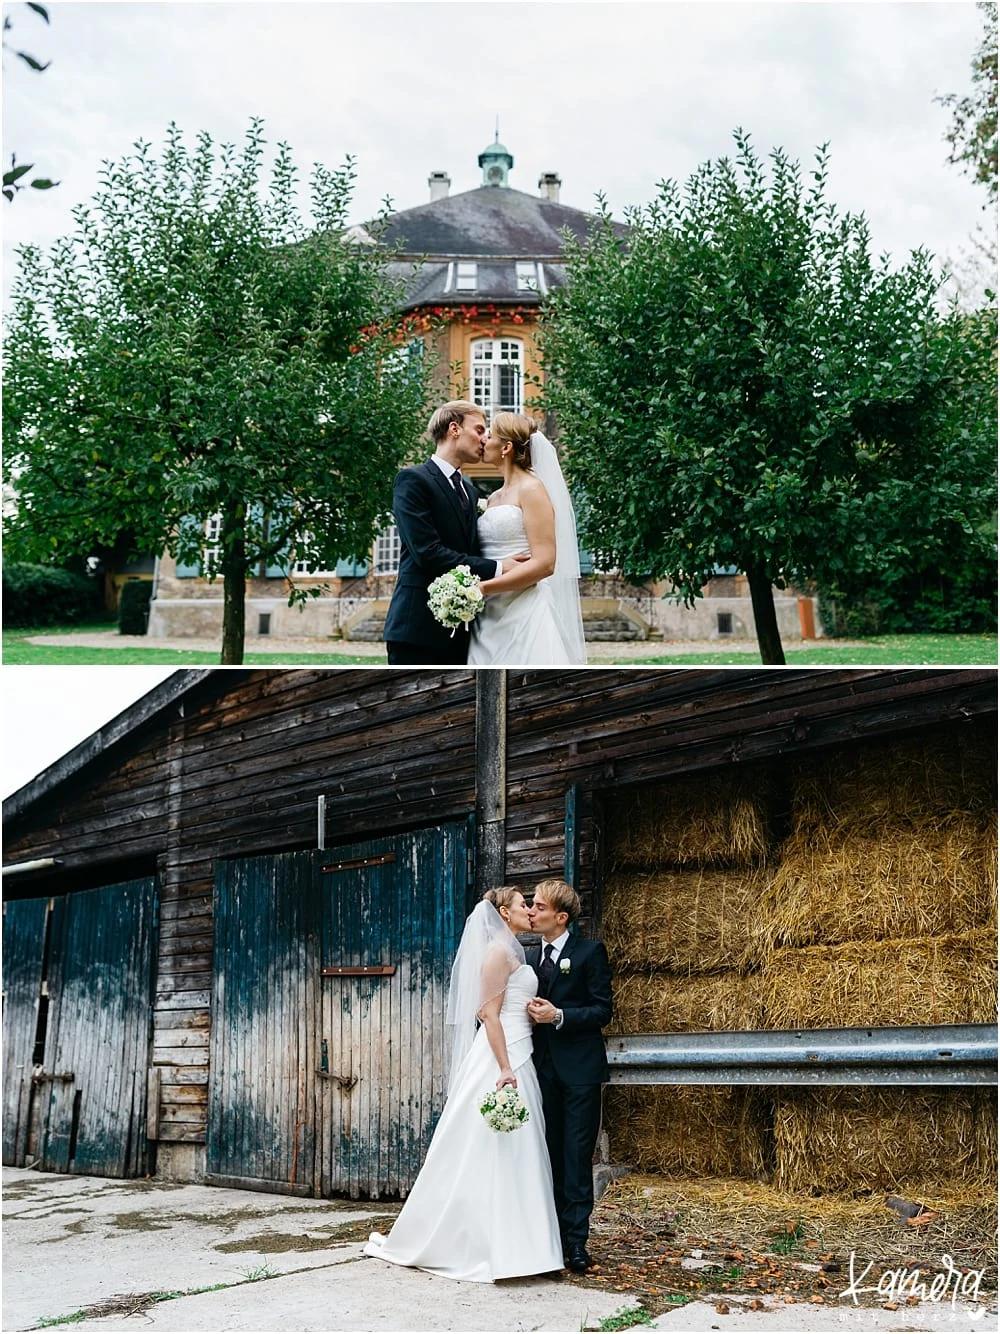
[
  {"x1": 174, "y1": 516, "x2": 204, "y2": 578},
  {"x1": 578, "y1": 548, "x2": 595, "y2": 575},
  {"x1": 335, "y1": 558, "x2": 369, "y2": 578},
  {"x1": 254, "y1": 504, "x2": 290, "y2": 578}
]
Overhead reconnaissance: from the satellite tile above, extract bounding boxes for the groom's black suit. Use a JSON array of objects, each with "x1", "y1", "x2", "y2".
[
  {"x1": 528, "y1": 933, "x2": 613, "y2": 1255},
  {"x1": 383, "y1": 459, "x2": 497, "y2": 665}
]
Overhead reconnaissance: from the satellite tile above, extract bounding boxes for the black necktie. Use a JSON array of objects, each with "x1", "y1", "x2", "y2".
[
  {"x1": 450, "y1": 470, "x2": 468, "y2": 506},
  {"x1": 538, "y1": 943, "x2": 555, "y2": 993}
]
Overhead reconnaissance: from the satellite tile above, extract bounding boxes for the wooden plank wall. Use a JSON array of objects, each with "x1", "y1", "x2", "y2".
[
  {"x1": 4, "y1": 666, "x2": 995, "y2": 1165},
  {"x1": 154, "y1": 670, "x2": 479, "y2": 1151}
]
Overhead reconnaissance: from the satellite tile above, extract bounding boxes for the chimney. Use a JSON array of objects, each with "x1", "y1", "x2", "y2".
[
  {"x1": 429, "y1": 171, "x2": 450, "y2": 202},
  {"x1": 539, "y1": 171, "x2": 561, "y2": 203}
]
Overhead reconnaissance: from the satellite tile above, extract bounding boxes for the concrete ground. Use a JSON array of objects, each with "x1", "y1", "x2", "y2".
[{"x1": 3, "y1": 1169, "x2": 993, "y2": 1333}]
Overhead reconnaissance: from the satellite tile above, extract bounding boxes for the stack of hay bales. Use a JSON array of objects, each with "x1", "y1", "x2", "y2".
[
  {"x1": 602, "y1": 725, "x2": 997, "y2": 1193},
  {"x1": 602, "y1": 767, "x2": 774, "y2": 1178},
  {"x1": 751, "y1": 726, "x2": 997, "y2": 1192}
]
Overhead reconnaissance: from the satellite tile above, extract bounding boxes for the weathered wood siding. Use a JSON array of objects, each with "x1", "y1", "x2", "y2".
[{"x1": 3, "y1": 667, "x2": 995, "y2": 1180}]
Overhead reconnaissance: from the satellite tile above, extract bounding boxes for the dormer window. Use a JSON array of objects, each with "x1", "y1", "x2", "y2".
[
  {"x1": 455, "y1": 262, "x2": 478, "y2": 292},
  {"x1": 516, "y1": 262, "x2": 538, "y2": 292}
]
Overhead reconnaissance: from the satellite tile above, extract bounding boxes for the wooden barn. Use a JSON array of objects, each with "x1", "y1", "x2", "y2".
[{"x1": 2, "y1": 667, "x2": 996, "y2": 1200}]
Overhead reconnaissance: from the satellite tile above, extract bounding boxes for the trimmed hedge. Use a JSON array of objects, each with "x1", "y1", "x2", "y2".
[
  {"x1": 2, "y1": 562, "x2": 103, "y2": 628},
  {"x1": 819, "y1": 563, "x2": 997, "y2": 637},
  {"x1": 118, "y1": 579, "x2": 152, "y2": 636}
]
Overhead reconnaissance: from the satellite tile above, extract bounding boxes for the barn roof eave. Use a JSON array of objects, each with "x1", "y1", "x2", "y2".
[{"x1": 2, "y1": 669, "x2": 220, "y2": 827}]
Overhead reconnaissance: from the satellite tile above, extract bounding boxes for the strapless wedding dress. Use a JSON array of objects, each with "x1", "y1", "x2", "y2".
[
  {"x1": 363, "y1": 964, "x2": 562, "y2": 1282},
  {"x1": 468, "y1": 505, "x2": 585, "y2": 666}
]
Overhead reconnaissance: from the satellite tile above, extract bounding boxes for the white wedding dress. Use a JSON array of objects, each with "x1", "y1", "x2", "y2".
[
  {"x1": 363, "y1": 964, "x2": 563, "y2": 1282},
  {"x1": 468, "y1": 505, "x2": 585, "y2": 666}
]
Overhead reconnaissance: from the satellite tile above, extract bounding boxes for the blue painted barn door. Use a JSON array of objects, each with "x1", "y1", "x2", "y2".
[
  {"x1": 2, "y1": 897, "x2": 50, "y2": 1165},
  {"x1": 207, "y1": 822, "x2": 470, "y2": 1198},
  {"x1": 207, "y1": 848, "x2": 318, "y2": 1194},
  {"x1": 2, "y1": 880, "x2": 158, "y2": 1177}
]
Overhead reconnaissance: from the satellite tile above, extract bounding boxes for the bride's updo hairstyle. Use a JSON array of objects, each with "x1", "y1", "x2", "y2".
[
  {"x1": 482, "y1": 886, "x2": 521, "y2": 914},
  {"x1": 491, "y1": 412, "x2": 539, "y2": 471}
]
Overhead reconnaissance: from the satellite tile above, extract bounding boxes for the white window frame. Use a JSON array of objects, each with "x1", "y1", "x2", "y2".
[
  {"x1": 515, "y1": 261, "x2": 538, "y2": 292},
  {"x1": 202, "y1": 513, "x2": 222, "y2": 572},
  {"x1": 373, "y1": 524, "x2": 401, "y2": 575},
  {"x1": 291, "y1": 552, "x2": 338, "y2": 578},
  {"x1": 471, "y1": 337, "x2": 524, "y2": 419},
  {"x1": 455, "y1": 262, "x2": 478, "y2": 292}
]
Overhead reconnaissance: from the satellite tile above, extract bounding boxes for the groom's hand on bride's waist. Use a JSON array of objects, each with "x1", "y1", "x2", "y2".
[{"x1": 500, "y1": 554, "x2": 532, "y2": 574}]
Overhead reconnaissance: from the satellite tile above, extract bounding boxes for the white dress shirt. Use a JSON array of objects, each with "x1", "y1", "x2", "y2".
[
  {"x1": 430, "y1": 455, "x2": 502, "y2": 579},
  {"x1": 541, "y1": 929, "x2": 570, "y2": 1028}
]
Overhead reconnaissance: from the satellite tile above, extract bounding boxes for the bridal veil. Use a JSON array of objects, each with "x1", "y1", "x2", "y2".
[
  {"x1": 530, "y1": 431, "x2": 587, "y2": 663},
  {"x1": 445, "y1": 900, "x2": 525, "y2": 1093}
]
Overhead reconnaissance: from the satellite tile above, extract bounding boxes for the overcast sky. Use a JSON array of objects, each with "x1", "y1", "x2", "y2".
[
  {"x1": 0, "y1": 1, "x2": 991, "y2": 802},
  {"x1": 1, "y1": 0, "x2": 990, "y2": 290},
  {"x1": 3, "y1": 667, "x2": 178, "y2": 798}
]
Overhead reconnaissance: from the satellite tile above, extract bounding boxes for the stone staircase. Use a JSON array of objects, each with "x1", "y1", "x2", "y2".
[{"x1": 339, "y1": 597, "x2": 656, "y2": 643}]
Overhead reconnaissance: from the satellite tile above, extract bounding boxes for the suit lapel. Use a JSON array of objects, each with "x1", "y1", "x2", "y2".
[
  {"x1": 554, "y1": 934, "x2": 583, "y2": 996},
  {"x1": 545, "y1": 933, "x2": 578, "y2": 999}
]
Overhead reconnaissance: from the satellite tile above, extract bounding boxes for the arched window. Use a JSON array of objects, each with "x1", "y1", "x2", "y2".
[{"x1": 471, "y1": 337, "x2": 523, "y2": 419}]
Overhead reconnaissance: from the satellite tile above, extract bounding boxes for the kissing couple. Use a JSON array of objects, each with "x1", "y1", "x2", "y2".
[
  {"x1": 364, "y1": 881, "x2": 614, "y2": 1282},
  {"x1": 382, "y1": 401, "x2": 588, "y2": 666}
]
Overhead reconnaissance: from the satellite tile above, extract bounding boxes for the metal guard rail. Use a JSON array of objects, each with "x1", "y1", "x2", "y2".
[{"x1": 606, "y1": 1025, "x2": 998, "y2": 1087}]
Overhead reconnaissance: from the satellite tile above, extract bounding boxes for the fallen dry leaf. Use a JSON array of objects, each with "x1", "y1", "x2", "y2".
[
  {"x1": 714, "y1": 1302, "x2": 730, "y2": 1315},
  {"x1": 906, "y1": 1210, "x2": 939, "y2": 1228}
]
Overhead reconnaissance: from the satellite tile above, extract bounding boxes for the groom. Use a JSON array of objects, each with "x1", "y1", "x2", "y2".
[
  {"x1": 527, "y1": 879, "x2": 613, "y2": 1273},
  {"x1": 383, "y1": 400, "x2": 524, "y2": 666}
]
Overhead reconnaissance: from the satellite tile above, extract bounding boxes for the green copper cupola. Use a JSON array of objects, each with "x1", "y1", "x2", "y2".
[{"x1": 479, "y1": 130, "x2": 513, "y2": 187}]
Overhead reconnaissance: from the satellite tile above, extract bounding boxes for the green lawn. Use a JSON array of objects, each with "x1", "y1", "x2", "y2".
[
  {"x1": 620, "y1": 634, "x2": 998, "y2": 667},
  {"x1": 2, "y1": 623, "x2": 383, "y2": 666},
  {"x1": 3, "y1": 623, "x2": 996, "y2": 668}
]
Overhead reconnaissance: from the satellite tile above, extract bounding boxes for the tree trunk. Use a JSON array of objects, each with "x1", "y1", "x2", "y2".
[
  {"x1": 220, "y1": 502, "x2": 247, "y2": 665},
  {"x1": 746, "y1": 561, "x2": 786, "y2": 665}
]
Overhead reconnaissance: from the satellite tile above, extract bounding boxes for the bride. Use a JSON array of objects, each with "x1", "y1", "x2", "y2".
[
  {"x1": 467, "y1": 414, "x2": 587, "y2": 666},
  {"x1": 363, "y1": 889, "x2": 563, "y2": 1282}
]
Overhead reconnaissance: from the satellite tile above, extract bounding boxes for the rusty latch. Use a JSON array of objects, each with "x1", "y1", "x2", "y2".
[
  {"x1": 316, "y1": 1070, "x2": 358, "y2": 1090},
  {"x1": 321, "y1": 853, "x2": 397, "y2": 874},
  {"x1": 321, "y1": 965, "x2": 396, "y2": 976}
]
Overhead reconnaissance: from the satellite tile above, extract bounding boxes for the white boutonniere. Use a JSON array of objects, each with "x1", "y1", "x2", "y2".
[
  {"x1": 559, "y1": 958, "x2": 571, "y2": 974},
  {"x1": 477, "y1": 498, "x2": 488, "y2": 515}
]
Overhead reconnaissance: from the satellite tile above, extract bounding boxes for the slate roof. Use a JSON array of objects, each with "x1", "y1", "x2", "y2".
[
  {"x1": 370, "y1": 184, "x2": 628, "y2": 311},
  {"x1": 378, "y1": 185, "x2": 607, "y2": 257}
]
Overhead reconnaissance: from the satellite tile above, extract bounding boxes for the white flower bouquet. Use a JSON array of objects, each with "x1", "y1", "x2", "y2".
[
  {"x1": 427, "y1": 565, "x2": 484, "y2": 634},
  {"x1": 479, "y1": 1085, "x2": 530, "y2": 1133},
  {"x1": 477, "y1": 498, "x2": 489, "y2": 515}
]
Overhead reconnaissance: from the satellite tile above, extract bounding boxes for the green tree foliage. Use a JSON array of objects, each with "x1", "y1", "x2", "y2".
[
  {"x1": 937, "y1": 1, "x2": 998, "y2": 203},
  {"x1": 3, "y1": 2, "x2": 59, "y2": 200},
  {"x1": 3, "y1": 120, "x2": 432, "y2": 662},
  {"x1": 538, "y1": 133, "x2": 997, "y2": 662}
]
